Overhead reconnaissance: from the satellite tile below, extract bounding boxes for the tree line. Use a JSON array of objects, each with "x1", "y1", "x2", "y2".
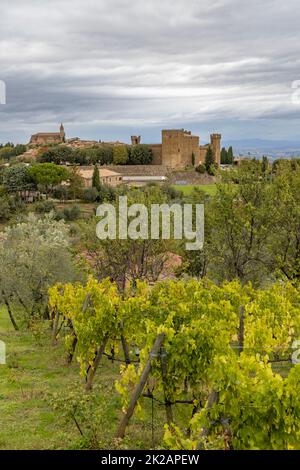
[
  {"x1": 0, "y1": 143, "x2": 27, "y2": 161},
  {"x1": 38, "y1": 143, "x2": 153, "y2": 166}
]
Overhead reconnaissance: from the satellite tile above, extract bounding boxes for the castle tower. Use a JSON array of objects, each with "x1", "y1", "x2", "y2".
[
  {"x1": 210, "y1": 133, "x2": 221, "y2": 166},
  {"x1": 162, "y1": 129, "x2": 200, "y2": 168},
  {"x1": 60, "y1": 123, "x2": 66, "y2": 143},
  {"x1": 131, "y1": 135, "x2": 141, "y2": 145}
]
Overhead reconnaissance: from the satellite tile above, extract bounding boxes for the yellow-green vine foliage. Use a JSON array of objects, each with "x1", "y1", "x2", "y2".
[{"x1": 49, "y1": 277, "x2": 300, "y2": 449}]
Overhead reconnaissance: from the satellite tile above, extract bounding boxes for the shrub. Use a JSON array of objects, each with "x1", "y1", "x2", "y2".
[
  {"x1": 0, "y1": 197, "x2": 11, "y2": 221},
  {"x1": 82, "y1": 187, "x2": 99, "y2": 202},
  {"x1": 52, "y1": 185, "x2": 69, "y2": 200},
  {"x1": 34, "y1": 200, "x2": 56, "y2": 214},
  {"x1": 62, "y1": 205, "x2": 81, "y2": 221},
  {"x1": 0, "y1": 194, "x2": 26, "y2": 221},
  {"x1": 207, "y1": 164, "x2": 217, "y2": 176},
  {"x1": 195, "y1": 164, "x2": 206, "y2": 174},
  {"x1": 98, "y1": 184, "x2": 116, "y2": 203},
  {"x1": 49, "y1": 386, "x2": 114, "y2": 449},
  {"x1": 162, "y1": 184, "x2": 183, "y2": 200}
]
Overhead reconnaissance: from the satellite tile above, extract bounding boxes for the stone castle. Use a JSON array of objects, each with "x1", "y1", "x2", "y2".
[
  {"x1": 29, "y1": 125, "x2": 221, "y2": 169},
  {"x1": 141, "y1": 129, "x2": 221, "y2": 168}
]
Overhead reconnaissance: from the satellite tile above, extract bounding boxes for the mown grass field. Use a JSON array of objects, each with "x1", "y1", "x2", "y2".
[
  {"x1": 0, "y1": 308, "x2": 188, "y2": 450},
  {"x1": 172, "y1": 184, "x2": 217, "y2": 196}
]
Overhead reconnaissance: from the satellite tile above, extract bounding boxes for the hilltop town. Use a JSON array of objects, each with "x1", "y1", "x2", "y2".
[
  {"x1": 1, "y1": 124, "x2": 226, "y2": 190},
  {"x1": 28, "y1": 123, "x2": 222, "y2": 167}
]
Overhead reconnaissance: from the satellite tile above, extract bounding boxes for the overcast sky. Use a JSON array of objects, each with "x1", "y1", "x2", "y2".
[{"x1": 1, "y1": 0, "x2": 300, "y2": 144}]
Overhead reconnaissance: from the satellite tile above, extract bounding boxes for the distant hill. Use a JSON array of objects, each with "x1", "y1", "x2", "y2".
[{"x1": 221, "y1": 139, "x2": 300, "y2": 159}]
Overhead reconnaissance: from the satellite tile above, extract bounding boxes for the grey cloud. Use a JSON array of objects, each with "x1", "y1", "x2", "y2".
[{"x1": 0, "y1": 0, "x2": 300, "y2": 143}]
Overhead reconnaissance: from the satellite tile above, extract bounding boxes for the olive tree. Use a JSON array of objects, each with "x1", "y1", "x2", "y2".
[{"x1": 0, "y1": 213, "x2": 78, "y2": 329}]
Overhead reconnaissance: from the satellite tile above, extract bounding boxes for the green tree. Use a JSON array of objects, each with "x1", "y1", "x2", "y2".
[
  {"x1": 261, "y1": 155, "x2": 269, "y2": 176},
  {"x1": 221, "y1": 147, "x2": 228, "y2": 164},
  {"x1": 65, "y1": 167, "x2": 84, "y2": 200},
  {"x1": 79, "y1": 186, "x2": 172, "y2": 290},
  {"x1": 96, "y1": 145, "x2": 113, "y2": 165},
  {"x1": 128, "y1": 145, "x2": 153, "y2": 165},
  {"x1": 207, "y1": 162, "x2": 275, "y2": 283},
  {"x1": 227, "y1": 146, "x2": 234, "y2": 164},
  {"x1": 28, "y1": 163, "x2": 69, "y2": 197},
  {"x1": 0, "y1": 213, "x2": 77, "y2": 329},
  {"x1": 113, "y1": 146, "x2": 129, "y2": 165},
  {"x1": 270, "y1": 163, "x2": 300, "y2": 280},
  {"x1": 14, "y1": 144, "x2": 27, "y2": 156},
  {"x1": 205, "y1": 146, "x2": 215, "y2": 174},
  {"x1": 92, "y1": 165, "x2": 101, "y2": 191},
  {"x1": 0, "y1": 147, "x2": 15, "y2": 160},
  {"x1": 39, "y1": 146, "x2": 74, "y2": 165},
  {"x1": 3, "y1": 165, "x2": 35, "y2": 193},
  {"x1": 191, "y1": 152, "x2": 195, "y2": 166}
]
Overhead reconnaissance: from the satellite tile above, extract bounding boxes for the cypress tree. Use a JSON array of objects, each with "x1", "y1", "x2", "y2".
[
  {"x1": 227, "y1": 146, "x2": 234, "y2": 164},
  {"x1": 92, "y1": 165, "x2": 101, "y2": 191},
  {"x1": 221, "y1": 147, "x2": 228, "y2": 164},
  {"x1": 205, "y1": 146, "x2": 215, "y2": 173}
]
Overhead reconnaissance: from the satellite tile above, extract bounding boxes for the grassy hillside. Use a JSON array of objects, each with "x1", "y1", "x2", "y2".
[{"x1": 0, "y1": 309, "x2": 166, "y2": 450}]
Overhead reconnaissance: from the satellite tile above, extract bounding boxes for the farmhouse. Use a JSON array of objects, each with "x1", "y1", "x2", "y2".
[{"x1": 76, "y1": 166, "x2": 123, "y2": 188}]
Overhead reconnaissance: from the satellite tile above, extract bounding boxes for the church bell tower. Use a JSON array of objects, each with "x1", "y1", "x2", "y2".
[{"x1": 60, "y1": 123, "x2": 66, "y2": 143}]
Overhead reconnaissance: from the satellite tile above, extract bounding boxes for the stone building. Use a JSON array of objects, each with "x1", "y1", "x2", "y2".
[
  {"x1": 29, "y1": 124, "x2": 66, "y2": 145},
  {"x1": 146, "y1": 129, "x2": 221, "y2": 169},
  {"x1": 131, "y1": 135, "x2": 141, "y2": 145},
  {"x1": 76, "y1": 166, "x2": 123, "y2": 188}
]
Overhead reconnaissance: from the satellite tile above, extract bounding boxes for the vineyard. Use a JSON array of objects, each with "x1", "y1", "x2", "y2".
[
  {"x1": 1, "y1": 159, "x2": 300, "y2": 451},
  {"x1": 47, "y1": 277, "x2": 300, "y2": 450}
]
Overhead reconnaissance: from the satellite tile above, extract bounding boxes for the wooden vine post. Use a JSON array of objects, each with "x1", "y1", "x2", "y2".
[
  {"x1": 86, "y1": 335, "x2": 109, "y2": 391},
  {"x1": 116, "y1": 333, "x2": 165, "y2": 439},
  {"x1": 121, "y1": 333, "x2": 131, "y2": 365},
  {"x1": 160, "y1": 346, "x2": 174, "y2": 427},
  {"x1": 51, "y1": 308, "x2": 60, "y2": 346},
  {"x1": 66, "y1": 293, "x2": 91, "y2": 365},
  {"x1": 197, "y1": 390, "x2": 219, "y2": 450}
]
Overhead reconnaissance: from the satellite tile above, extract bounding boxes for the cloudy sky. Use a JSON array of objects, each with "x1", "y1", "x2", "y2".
[{"x1": 1, "y1": 0, "x2": 300, "y2": 144}]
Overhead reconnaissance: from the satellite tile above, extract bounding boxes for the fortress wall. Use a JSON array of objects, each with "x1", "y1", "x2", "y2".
[
  {"x1": 148, "y1": 144, "x2": 162, "y2": 165},
  {"x1": 199, "y1": 146, "x2": 209, "y2": 164},
  {"x1": 182, "y1": 134, "x2": 200, "y2": 167},
  {"x1": 162, "y1": 130, "x2": 200, "y2": 168}
]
